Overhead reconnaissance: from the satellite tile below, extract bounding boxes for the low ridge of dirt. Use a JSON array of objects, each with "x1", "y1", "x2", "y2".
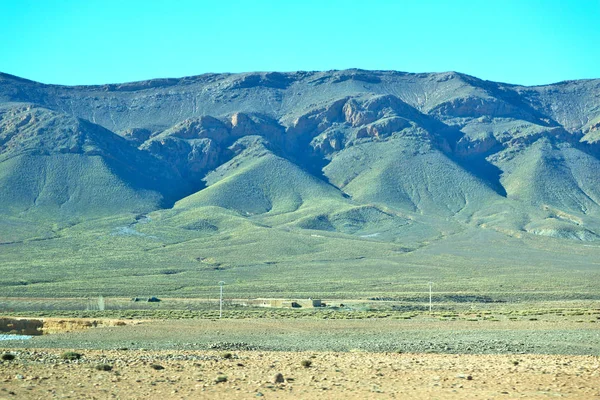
[
  {"x1": 1, "y1": 349, "x2": 599, "y2": 399},
  {"x1": 0, "y1": 317, "x2": 135, "y2": 336}
]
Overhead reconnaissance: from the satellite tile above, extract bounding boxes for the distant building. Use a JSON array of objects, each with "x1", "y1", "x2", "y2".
[{"x1": 244, "y1": 298, "x2": 323, "y2": 308}]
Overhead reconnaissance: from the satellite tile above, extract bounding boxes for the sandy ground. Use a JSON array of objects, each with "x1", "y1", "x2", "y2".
[
  {"x1": 1, "y1": 349, "x2": 599, "y2": 399},
  {"x1": 1, "y1": 316, "x2": 599, "y2": 398}
]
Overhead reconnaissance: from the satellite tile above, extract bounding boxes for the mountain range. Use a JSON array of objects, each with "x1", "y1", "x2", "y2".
[{"x1": 1, "y1": 69, "x2": 600, "y2": 298}]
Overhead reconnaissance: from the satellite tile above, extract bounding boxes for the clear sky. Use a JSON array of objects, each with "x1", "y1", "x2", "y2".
[{"x1": 1, "y1": 0, "x2": 599, "y2": 86}]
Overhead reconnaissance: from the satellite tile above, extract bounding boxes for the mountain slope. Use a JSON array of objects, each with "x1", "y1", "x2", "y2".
[
  {"x1": 175, "y1": 136, "x2": 344, "y2": 215},
  {"x1": 0, "y1": 104, "x2": 188, "y2": 220},
  {"x1": 2, "y1": 70, "x2": 600, "y2": 298},
  {"x1": 325, "y1": 138, "x2": 503, "y2": 218},
  {"x1": 2, "y1": 70, "x2": 600, "y2": 239}
]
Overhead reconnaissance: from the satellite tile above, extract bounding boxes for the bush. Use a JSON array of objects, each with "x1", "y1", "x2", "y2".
[
  {"x1": 221, "y1": 352, "x2": 233, "y2": 359},
  {"x1": 61, "y1": 351, "x2": 82, "y2": 360},
  {"x1": 95, "y1": 364, "x2": 113, "y2": 371},
  {"x1": 301, "y1": 360, "x2": 312, "y2": 368},
  {"x1": 1, "y1": 353, "x2": 15, "y2": 361},
  {"x1": 215, "y1": 375, "x2": 228, "y2": 383},
  {"x1": 150, "y1": 364, "x2": 164, "y2": 370},
  {"x1": 147, "y1": 297, "x2": 161, "y2": 303}
]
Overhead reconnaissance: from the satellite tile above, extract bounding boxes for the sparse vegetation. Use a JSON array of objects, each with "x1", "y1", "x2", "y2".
[
  {"x1": 0, "y1": 70, "x2": 599, "y2": 399},
  {"x1": 0, "y1": 71, "x2": 600, "y2": 306},
  {"x1": 95, "y1": 364, "x2": 112, "y2": 371},
  {"x1": 61, "y1": 351, "x2": 82, "y2": 361}
]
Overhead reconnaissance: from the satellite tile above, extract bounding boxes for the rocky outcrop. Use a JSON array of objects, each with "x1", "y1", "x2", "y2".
[
  {"x1": 142, "y1": 135, "x2": 224, "y2": 181},
  {"x1": 227, "y1": 72, "x2": 292, "y2": 90},
  {"x1": 455, "y1": 134, "x2": 499, "y2": 156},
  {"x1": 430, "y1": 95, "x2": 539, "y2": 122},
  {"x1": 120, "y1": 127, "x2": 151, "y2": 143},
  {"x1": 356, "y1": 117, "x2": 412, "y2": 139},
  {"x1": 140, "y1": 112, "x2": 289, "y2": 183},
  {"x1": 162, "y1": 116, "x2": 230, "y2": 141},
  {"x1": 310, "y1": 129, "x2": 345, "y2": 155},
  {"x1": 230, "y1": 113, "x2": 284, "y2": 141}
]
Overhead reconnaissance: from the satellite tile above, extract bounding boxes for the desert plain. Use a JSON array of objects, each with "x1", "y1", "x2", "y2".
[{"x1": 1, "y1": 305, "x2": 599, "y2": 399}]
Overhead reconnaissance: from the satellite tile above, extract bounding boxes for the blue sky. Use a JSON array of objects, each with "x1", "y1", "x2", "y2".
[{"x1": 1, "y1": 0, "x2": 599, "y2": 86}]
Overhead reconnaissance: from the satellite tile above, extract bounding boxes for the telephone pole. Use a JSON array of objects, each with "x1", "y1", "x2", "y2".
[
  {"x1": 219, "y1": 281, "x2": 225, "y2": 318},
  {"x1": 428, "y1": 282, "x2": 433, "y2": 313}
]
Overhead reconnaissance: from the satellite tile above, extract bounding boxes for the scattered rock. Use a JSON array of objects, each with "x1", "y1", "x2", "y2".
[{"x1": 273, "y1": 373, "x2": 284, "y2": 383}]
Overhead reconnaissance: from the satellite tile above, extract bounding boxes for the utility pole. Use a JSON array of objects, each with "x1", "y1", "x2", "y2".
[
  {"x1": 428, "y1": 282, "x2": 433, "y2": 313},
  {"x1": 219, "y1": 281, "x2": 225, "y2": 318}
]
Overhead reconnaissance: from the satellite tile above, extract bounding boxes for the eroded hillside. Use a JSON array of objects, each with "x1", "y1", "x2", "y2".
[
  {"x1": 1, "y1": 70, "x2": 600, "y2": 298},
  {"x1": 2, "y1": 70, "x2": 600, "y2": 240}
]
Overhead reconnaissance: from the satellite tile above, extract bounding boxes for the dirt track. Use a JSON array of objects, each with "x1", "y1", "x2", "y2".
[{"x1": 1, "y1": 349, "x2": 599, "y2": 399}]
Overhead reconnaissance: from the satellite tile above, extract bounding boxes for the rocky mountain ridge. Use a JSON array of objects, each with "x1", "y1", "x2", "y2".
[{"x1": 1, "y1": 69, "x2": 600, "y2": 242}]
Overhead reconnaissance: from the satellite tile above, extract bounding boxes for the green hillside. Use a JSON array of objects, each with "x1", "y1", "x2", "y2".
[
  {"x1": 176, "y1": 137, "x2": 344, "y2": 215},
  {"x1": 0, "y1": 105, "x2": 188, "y2": 222},
  {"x1": 1, "y1": 70, "x2": 600, "y2": 300}
]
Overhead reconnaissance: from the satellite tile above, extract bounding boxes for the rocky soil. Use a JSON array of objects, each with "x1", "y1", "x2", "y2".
[
  {"x1": 1, "y1": 349, "x2": 599, "y2": 399},
  {"x1": 3, "y1": 318, "x2": 599, "y2": 356},
  {"x1": 1, "y1": 317, "x2": 599, "y2": 398}
]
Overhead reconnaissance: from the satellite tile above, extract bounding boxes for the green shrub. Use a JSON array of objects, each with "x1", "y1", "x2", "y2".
[
  {"x1": 61, "y1": 351, "x2": 82, "y2": 360},
  {"x1": 150, "y1": 364, "x2": 164, "y2": 370},
  {"x1": 95, "y1": 364, "x2": 113, "y2": 371},
  {"x1": 301, "y1": 360, "x2": 312, "y2": 368},
  {"x1": 215, "y1": 375, "x2": 228, "y2": 383},
  {"x1": 1, "y1": 353, "x2": 15, "y2": 361}
]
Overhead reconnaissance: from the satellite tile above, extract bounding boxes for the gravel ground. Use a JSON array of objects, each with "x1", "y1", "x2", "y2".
[
  {"x1": 1, "y1": 318, "x2": 599, "y2": 398},
  {"x1": 3, "y1": 318, "x2": 599, "y2": 355},
  {"x1": 1, "y1": 349, "x2": 599, "y2": 399}
]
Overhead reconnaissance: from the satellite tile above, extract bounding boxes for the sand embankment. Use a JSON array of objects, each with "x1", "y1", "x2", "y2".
[{"x1": 0, "y1": 317, "x2": 130, "y2": 335}]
